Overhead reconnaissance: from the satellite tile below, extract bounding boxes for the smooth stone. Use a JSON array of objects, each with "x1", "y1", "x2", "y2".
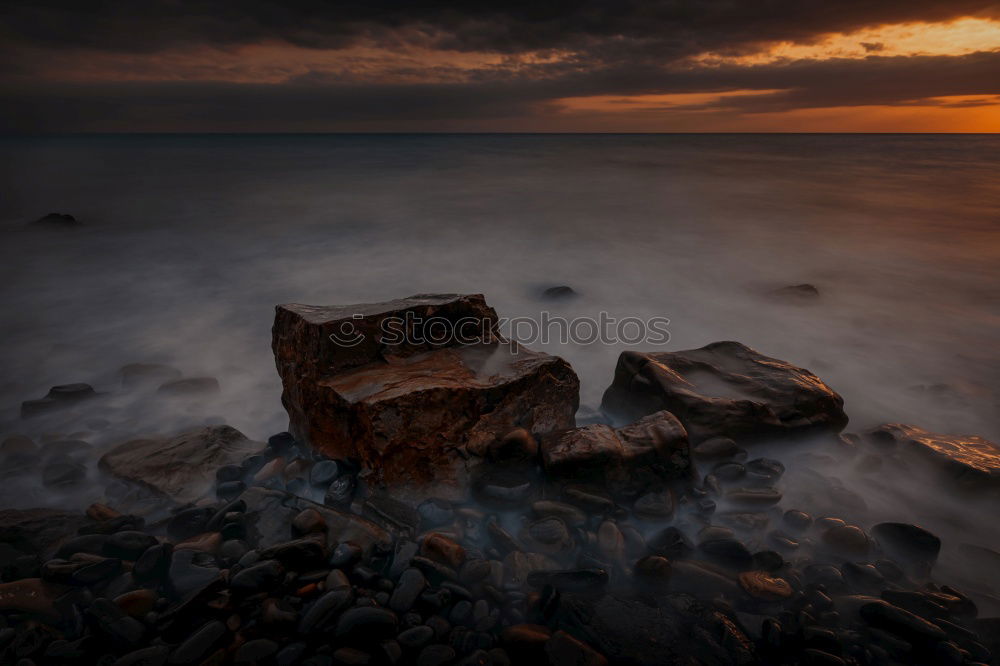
[
  {"x1": 335, "y1": 607, "x2": 399, "y2": 643},
  {"x1": 632, "y1": 490, "x2": 674, "y2": 519},
  {"x1": 692, "y1": 437, "x2": 741, "y2": 460},
  {"x1": 168, "y1": 620, "x2": 227, "y2": 664},
  {"x1": 325, "y1": 475, "x2": 357, "y2": 507},
  {"x1": 822, "y1": 525, "x2": 870, "y2": 558},
  {"x1": 698, "y1": 538, "x2": 753, "y2": 570},
  {"x1": 234, "y1": 639, "x2": 279, "y2": 664},
  {"x1": 647, "y1": 527, "x2": 693, "y2": 559},
  {"x1": 783, "y1": 510, "x2": 813, "y2": 533},
  {"x1": 738, "y1": 570, "x2": 793, "y2": 600},
  {"x1": 725, "y1": 487, "x2": 782, "y2": 507},
  {"x1": 526, "y1": 568, "x2": 608, "y2": 593},
  {"x1": 397, "y1": 625, "x2": 434, "y2": 649},
  {"x1": 531, "y1": 501, "x2": 587, "y2": 528},
  {"x1": 871, "y1": 523, "x2": 941, "y2": 570},
  {"x1": 417, "y1": 498, "x2": 455, "y2": 528},
  {"x1": 310, "y1": 460, "x2": 342, "y2": 487},
  {"x1": 230, "y1": 559, "x2": 284, "y2": 592},
  {"x1": 104, "y1": 532, "x2": 158, "y2": 561},
  {"x1": 299, "y1": 587, "x2": 355, "y2": 634},
  {"x1": 389, "y1": 568, "x2": 426, "y2": 613}
]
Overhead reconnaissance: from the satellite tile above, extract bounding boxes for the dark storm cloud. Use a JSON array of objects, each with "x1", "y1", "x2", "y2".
[
  {"x1": 2, "y1": 0, "x2": 999, "y2": 56},
  {"x1": 3, "y1": 51, "x2": 999, "y2": 132},
  {"x1": 1, "y1": 1, "x2": 999, "y2": 130}
]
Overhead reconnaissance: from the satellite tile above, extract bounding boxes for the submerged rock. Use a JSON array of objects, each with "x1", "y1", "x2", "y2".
[
  {"x1": 272, "y1": 294, "x2": 578, "y2": 497},
  {"x1": 21, "y1": 383, "x2": 100, "y2": 418},
  {"x1": 770, "y1": 283, "x2": 820, "y2": 301},
  {"x1": 32, "y1": 212, "x2": 80, "y2": 227},
  {"x1": 99, "y1": 425, "x2": 261, "y2": 504},
  {"x1": 867, "y1": 423, "x2": 1000, "y2": 490},
  {"x1": 601, "y1": 341, "x2": 848, "y2": 443}
]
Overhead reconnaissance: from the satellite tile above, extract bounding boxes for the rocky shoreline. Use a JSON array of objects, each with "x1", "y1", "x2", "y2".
[{"x1": 1, "y1": 293, "x2": 999, "y2": 665}]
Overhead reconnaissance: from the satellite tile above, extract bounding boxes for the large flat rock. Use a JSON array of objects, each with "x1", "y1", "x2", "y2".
[
  {"x1": 601, "y1": 341, "x2": 847, "y2": 444},
  {"x1": 868, "y1": 423, "x2": 1000, "y2": 490},
  {"x1": 99, "y1": 425, "x2": 261, "y2": 504},
  {"x1": 273, "y1": 294, "x2": 579, "y2": 496}
]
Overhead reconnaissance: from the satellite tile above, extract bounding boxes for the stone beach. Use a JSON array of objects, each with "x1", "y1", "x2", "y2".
[{"x1": 1, "y1": 294, "x2": 999, "y2": 665}]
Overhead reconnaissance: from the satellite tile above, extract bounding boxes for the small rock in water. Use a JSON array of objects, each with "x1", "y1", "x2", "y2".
[
  {"x1": 871, "y1": 522, "x2": 941, "y2": 573},
  {"x1": 41, "y1": 460, "x2": 87, "y2": 488},
  {"x1": 33, "y1": 212, "x2": 81, "y2": 227},
  {"x1": 541, "y1": 285, "x2": 578, "y2": 300},
  {"x1": 783, "y1": 509, "x2": 813, "y2": 532},
  {"x1": 693, "y1": 437, "x2": 741, "y2": 460},
  {"x1": 21, "y1": 383, "x2": 99, "y2": 418},
  {"x1": 770, "y1": 283, "x2": 820, "y2": 301}
]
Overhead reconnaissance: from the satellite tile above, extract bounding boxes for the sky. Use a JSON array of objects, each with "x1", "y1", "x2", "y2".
[{"x1": 1, "y1": 1, "x2": 999, "y2": 132}]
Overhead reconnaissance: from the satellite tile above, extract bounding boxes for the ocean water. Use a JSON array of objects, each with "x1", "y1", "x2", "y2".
[
  {"x1": 2, "y1": 134, "x2": 997, "y2": 444},
  {"x1": 2, "y1": 133, "x2": 999, "y2": 596}
]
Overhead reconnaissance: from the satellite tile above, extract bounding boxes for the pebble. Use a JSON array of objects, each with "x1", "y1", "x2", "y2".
[
  {"x1": 417, "y1": 498, "x2": 456, "y2": 528},
  {"x1": 822, "y1": 525, "x2": 870, "y2": 558},
  {"x1": 335, "y1": 607, "x2": 399, "y2": 643},
  {"x1": 632, "y1": 490, "x2": 674, "y2": 519},
  {"x1": 168, "y1": 620, "x2": 226, "y2": 664},
  {"x1": 782, "y1": 508, "x2": 813, "y2": 530},
  {"x1": 389, "y1": 568, "x2": 426, "y2": 612},
  {"x1": 739, "y1": 570, "x2": 794, "y2": 600}
]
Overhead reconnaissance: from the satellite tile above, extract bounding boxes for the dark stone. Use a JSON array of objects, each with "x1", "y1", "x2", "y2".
[
  {"x1": 22, "y1": 383, "x2": 99, "y2": 418},
  {"x1": 417, "y1": 498, "x2": 455, "y2": 528},
  {"x1": 216, "y1": 465, "x2": 243, "y2": 483},
  {"x1": 103, "y1": 532, "x2": 158, "y2": 561},
  {"x1": 166, "y1": 549, "x2": 220, "y2": 599},
  {"x1": 540, "y1": 411, "x2": 691, "y2": 497},
  {"x1": 646, "y1": 527, "x2": 693, "y2": 559},
  {"x1": 398, "y1": 625, "x2": 435, "y2": 649},
  {"x1": 41, "y1": 461, "x2": 87, "y2": 488},
  {"x1": 389, "y1": 568, "x2": 426, "y2": 613},
  {"x1": 33, "y1": 212, "x2": 80, "y2": 227},
  {"x1": 299, "y1": 587, "x2": 355, "y2": 634},
  {"x1": 133, "y1": 543, "x2": 172, "y2": 583},
  {"x1": 234, "y1": 639, "x2": 279, "y2": 664},
  {"x1": 526, "y1": 568, "x2": 608, "y2": 593},
  {"x1": 417, "y1": 644, "x2": 456, "y2": 666},
  {"x1": 324, "y1": 475, "x2": 357, "y2": 507},
  {"x1": 859, "y1": 600, "x2": 947, "y2": 644},
  {"x1": 698, "y1": 538, "x2": 753, "y2": 570},
  {"x1": 601, "y1": 341, "x2": 848, "y2": 443},
  {"x1": 542, "y1": 286, "x2": 578, "y2": 300},
  {"x1": 335, "y1": 607, "x2": 399, "y2": 643},
  {"x1": 167, "y1": 620, "x2": 227, "y2": 664},
  {"x1": 770, "y1": 284, "x2": 820, "y2": 301},
  {"x1": 267, "y1": 432, "x2": 296, "y2": 454},
  {"x1": 310, "y1": 460, "x2": 343, "y2": 487},
  {"x1": 230, "y1": 559, "x2": 284, "y2": 593},
  {"x1": 871, "y1": 523, "x2": 941, "y2": 572}
]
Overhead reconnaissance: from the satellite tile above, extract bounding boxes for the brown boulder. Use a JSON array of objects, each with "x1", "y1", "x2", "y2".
[
  {"x1": 601, "y1": 341, "x2": 847, "y2": 443},
  {"x1": 540, "y1": 410, "x2": 691, "y2": 497},
  {"x1": 867, "y1": 423, "x2": 1000, "y2": 490},
  {"x1": 99, "y1": 425, "x2": 261, "y2": 504},
  {"x1": 272, "y1": 294, "x2": 579, "y2": 497}
]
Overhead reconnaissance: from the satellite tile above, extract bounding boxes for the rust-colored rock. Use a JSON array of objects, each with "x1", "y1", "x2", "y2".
[
  {"x1": 539, "y1": 410, "x2": 691, "y2": 497},
  {"x1": 868, "y1": 423, "x2": 1000, "y2": 490},
  {"x1": 601, "y1": 341, "x2": 848, "y2": 444},
  {"x1": 273, "y1": 294, "x2": 579, "y2": 496}
]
